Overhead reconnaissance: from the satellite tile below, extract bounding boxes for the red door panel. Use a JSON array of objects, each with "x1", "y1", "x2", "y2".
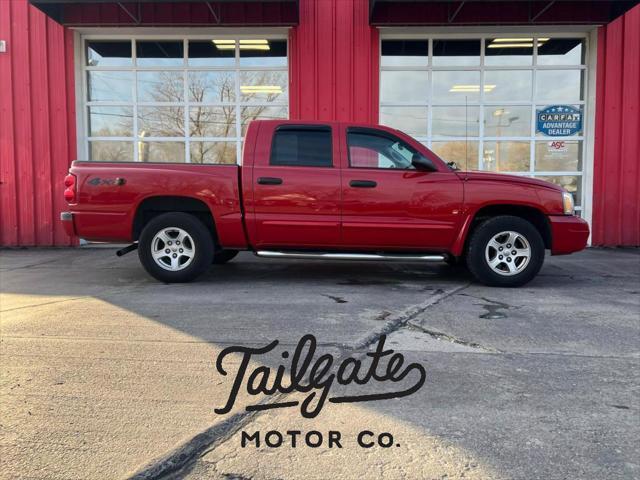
[
  {"x1": 251, "y1": 166, "x2": 341, "y2": 247},
  {"x1": 339, "y1": 125, "x2": 464, "y2": 251},
  {"x1": 341, "y1": 170, "x2": 463, "y2": 250},
  {"x1": 250, "y1": 122, "x2": 341, "y2": 248}
]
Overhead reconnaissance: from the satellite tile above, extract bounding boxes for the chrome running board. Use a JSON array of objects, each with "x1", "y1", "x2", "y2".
[{"x1": 255, "y1": 251, "x2": 446, "y2": 262}]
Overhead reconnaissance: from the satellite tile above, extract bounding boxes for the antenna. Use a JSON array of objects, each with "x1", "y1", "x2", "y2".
[{"x1": 465, "y1": 95, "x2": 469, "y2": 171}]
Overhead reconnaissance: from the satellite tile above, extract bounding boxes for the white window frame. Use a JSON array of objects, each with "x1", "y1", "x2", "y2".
[
  {"x1": 74, "y1": 30, "x2": 289, "y2": 165},
  {"x1": 379, "y1": 29, "x2": 596, "y2": 220}
]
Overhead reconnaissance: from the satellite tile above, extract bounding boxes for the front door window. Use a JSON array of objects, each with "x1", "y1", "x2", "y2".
[{"x1": 348, "y1": 131, "x2": 423, "y2": 170}]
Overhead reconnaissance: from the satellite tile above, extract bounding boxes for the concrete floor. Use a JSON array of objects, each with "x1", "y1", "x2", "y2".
[{"x1": 0, "y1": 247, "x2": 638, "y2": 480}]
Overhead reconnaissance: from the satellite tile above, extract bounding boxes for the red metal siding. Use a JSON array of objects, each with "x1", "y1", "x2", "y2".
[
  {"x1": 0, "y1": 0, "x2": 77, "y2": 246},
  {"x1": 2, "y1": 0, "x2": 638, "y2": 247},
  {"x1": 592, "y1": 4, "x2": 640, "y2": 246},
  {"x1": 289, "y1": 0, "x2": 379, "y2": 123}
]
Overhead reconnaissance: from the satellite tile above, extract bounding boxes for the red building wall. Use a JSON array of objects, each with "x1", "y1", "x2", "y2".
[
  {"x1": 289, "y1": 0, "x2": 379, "y2": 123},
  {"x1": 0, "y1": 0, "x2": 77, "y2": 246},
  {"x1": 592, "y1": 4, "x2": 640, "y2": 246},
  {"x1": 0, "y1": 0, "x2": 638, "y2": 247}
]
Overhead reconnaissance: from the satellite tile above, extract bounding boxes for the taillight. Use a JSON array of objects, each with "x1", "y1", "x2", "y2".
[{"x1": 64, "y1": 174, "x2": 76, "y2": 203}]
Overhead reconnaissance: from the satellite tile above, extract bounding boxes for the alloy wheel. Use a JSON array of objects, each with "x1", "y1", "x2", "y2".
[
  {"x1": 151, "y1": 227, "x2": 195, "y2": 271},
  {"x1": 484, "y1": 230, "x2": 531, "y2": 276}
]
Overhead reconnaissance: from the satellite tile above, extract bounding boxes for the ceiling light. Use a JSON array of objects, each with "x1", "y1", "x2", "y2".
[
  {"x1": 213, "y1": 39, "x2": 271, "y2": 51},
  {"x1": 215, "y1": 45, "x2": 270, "y2": 51},
  {"x1": 487, "y1": 43, "x2": 548, "y2": 48},
  {"x1": 491, "y1": 37, "x2": 548, "y2": 43},
  {"x1": 240, "y1": 85, "x2": 283, "y2": 94},
  {"x1": 239, "y1": 45, "x2": 270, "y2": 50},
  {"x1": 492, "y1": 38, "x2": 534, "y2": 43},
  {"x1": 489, "y1": 37, "x2": 549, "y2": 48},
  {"x1": 450, "y1": 84, "x2": 496, "y2": 92}
]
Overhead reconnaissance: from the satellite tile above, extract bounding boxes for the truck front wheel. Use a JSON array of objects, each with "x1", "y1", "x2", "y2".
[
  {"x1": 466, "y1": 215, "x2": 545, "y2": 287},
  {"x1": 138, "y1": 212, "x2": 214, "y2": 283}
]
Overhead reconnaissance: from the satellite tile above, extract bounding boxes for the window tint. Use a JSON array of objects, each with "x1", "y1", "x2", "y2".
[
  {"x1": 381, "y1": 40, "x2": 428, "y2": 67},
  {"x1": 348, "y1": 131, "x2": 424, "y2": 170},
  {"x1": 537, "y1": 38, "x2": 584, "y2": 65},
  {"x1": 189, "y1": 40, "x2": 235, "y2": 67},
  {"x1": 485, "y1": 38, "x2": 533, "y2": 66},
  {"x1": 87, "y1": 41, "x2": 132, "y2": 67},
  {"x1": 136, "y1": 41, "x2": 184, "y2": 66},
  {"x1": 433, "y1": 39, "x2": 480, "y2": 66},
  {"x1": 270, "y1": 128, "x2": 332, "y2": 167},
  {"x1": 239, "y1": 39, "x2": 287, "y2": 67}
]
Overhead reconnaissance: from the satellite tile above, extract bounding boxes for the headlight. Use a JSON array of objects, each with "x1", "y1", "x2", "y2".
[{"x1": 562, "y1": 191, "x2": 574, "y2": 215}]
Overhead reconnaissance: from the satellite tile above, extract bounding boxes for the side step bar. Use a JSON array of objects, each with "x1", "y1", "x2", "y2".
[{"x1": 255, "y1": 251, "x2": 446, "y2": 262}]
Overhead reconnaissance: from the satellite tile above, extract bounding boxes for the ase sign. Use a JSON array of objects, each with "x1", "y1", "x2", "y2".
[{"x1": 537, "y1": 105, "x2": 582, "y2": 137}]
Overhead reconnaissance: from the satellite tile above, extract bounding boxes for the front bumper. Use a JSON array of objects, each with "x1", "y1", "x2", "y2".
[
  {"x1": 60, "y1": 212, "x2": 76, "y2": 237},
  {"x1": 548, "y1": 215, "x2": 590, "y2": 255}
]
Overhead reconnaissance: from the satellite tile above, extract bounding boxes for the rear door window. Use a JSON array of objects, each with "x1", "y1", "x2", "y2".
[{"x1": 270, "y1": 127, "x2": 332, "y2": 167}]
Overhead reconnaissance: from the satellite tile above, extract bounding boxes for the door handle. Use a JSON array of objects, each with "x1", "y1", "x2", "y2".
[
  {"x1": 257, "y1": 177, "x2": 283, "y2": 185},
  {"x1": 349, "y1": 180, "x2": 377, "y2": 188}
]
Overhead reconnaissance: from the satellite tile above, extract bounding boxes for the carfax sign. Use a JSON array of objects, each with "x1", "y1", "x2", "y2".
[{"x1": 536, "y1": 105, "x2": 583, "y2": 136}]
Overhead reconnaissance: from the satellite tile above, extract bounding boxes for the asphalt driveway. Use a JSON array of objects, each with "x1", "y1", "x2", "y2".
[{"x1": 1, "y1": 247, "x2": 638, "y2": 479}]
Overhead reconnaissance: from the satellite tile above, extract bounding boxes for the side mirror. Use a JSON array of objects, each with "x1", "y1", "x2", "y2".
[{"x1": 411, "y1": 153, "x2": 437, "y2": 172}]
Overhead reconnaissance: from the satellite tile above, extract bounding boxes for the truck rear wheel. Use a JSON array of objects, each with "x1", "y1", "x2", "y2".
[
  {"x1": 138, "y1": 212, "x2": 213, "y2": 283},
  {"x1": 466, "y1": 215, "x2": 544, "y2": 287}
]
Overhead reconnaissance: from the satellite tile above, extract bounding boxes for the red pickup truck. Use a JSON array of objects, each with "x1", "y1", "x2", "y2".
[{"x1": 61, "y1": 120, "x2": 589, "y2": 287}]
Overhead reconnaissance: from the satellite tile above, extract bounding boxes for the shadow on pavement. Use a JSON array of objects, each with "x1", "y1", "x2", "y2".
[{"x1": 1, "y1": 247, "x2": 639, "y2": 479}]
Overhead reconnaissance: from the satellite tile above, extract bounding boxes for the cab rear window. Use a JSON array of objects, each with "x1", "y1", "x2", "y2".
[{"x1": 270, "y1": 127, "x2": 332, "y2": 167}]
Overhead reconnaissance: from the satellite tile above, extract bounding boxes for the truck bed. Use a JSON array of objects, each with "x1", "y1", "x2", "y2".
[{"x1": 66, "y1": 161, "x2": 247, "y2": 247}]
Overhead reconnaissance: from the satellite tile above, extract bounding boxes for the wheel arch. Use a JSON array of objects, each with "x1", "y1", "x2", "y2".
[
  {"x1": 453, "y1": 204, "x2": 552, "y2": 257},
  {"x1": 132, "y1": 195, "x2": 217, "y2": 243}
]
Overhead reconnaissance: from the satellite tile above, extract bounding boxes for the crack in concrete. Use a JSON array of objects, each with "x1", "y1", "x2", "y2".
[
  {"x1": 351, "y1": 284, "x2": 471, "y2": 351},
  {"x1": 127, "y1": 283, "x2": 471, "y2": 480},
  {"x1": 405, "y1": 322, "x2": 501, "y2": 353},
  {"x1": 0, "y1": 257, "x2": 63, "y2": 272},
  {"x1": 321, "y1": 294, "x2": 348, "y2": 304},
  {"x1": 0, "y1": 281, "x2": 175, "y2": 315},
  {"x1": 0, "y1": 296, "x2": 89, "y2": 313},
  {"x1": 128, "y1": 394, "x2": 288, "y2": 480},
  {"x1": 458, "y1": 293, "x2": 520, "y2": 320}
]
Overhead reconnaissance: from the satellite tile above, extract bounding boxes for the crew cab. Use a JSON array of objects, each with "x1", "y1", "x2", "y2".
[{"x1": 61, "y1": 120, "x2": 589, "y2": 287}]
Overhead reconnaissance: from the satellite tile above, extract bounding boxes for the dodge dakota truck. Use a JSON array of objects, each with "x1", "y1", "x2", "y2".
[{"x1": 61, "y1": 120, "x2": 589, "y2": 287}]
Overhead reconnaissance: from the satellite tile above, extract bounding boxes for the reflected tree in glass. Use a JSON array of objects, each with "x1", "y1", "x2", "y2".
[
  {"x1": 90, "y1": 141, "x2": 132, "y2": 161},
  {"x1": 190, "y1": 142, "x2": 236, "y2": 164},
  {"x1": 89, "y1": 106, "x2": 133, "y2": 137},
  {"x1": 137, "y1": 71, "x2": 185, "y2": 142},
  {"x1": 483, "y1": 141, "x2": 530, "y2": 172},
  {"x1": 239, "y1": 71, "x2": 288, "y2": 103},
  {"x1": 188, "y1": 71, "x2": 235, "y2": 103},
  {"x1": 431, "y1": 141, "x2": 479, "y2": 170}
]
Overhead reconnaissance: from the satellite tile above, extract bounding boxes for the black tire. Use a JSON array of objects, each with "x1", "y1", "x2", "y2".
[
  {"x1": 138, "y1": 212, "x2": 214, "y2": 283},
  {"x1": 212, "y1": 249, "x2": 239, "y2": 264},
  {"x1": 466, "y1": 215, "x2": 545, "y2": 287}
]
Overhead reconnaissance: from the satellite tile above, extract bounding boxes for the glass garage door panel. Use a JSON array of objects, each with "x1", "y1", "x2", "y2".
[
  {"x1": 379, "y1": 35, "x2": 587, "y2": 209},
  {"x1": 83, "y1": 38, "x2": 288, "y2": 164}
]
